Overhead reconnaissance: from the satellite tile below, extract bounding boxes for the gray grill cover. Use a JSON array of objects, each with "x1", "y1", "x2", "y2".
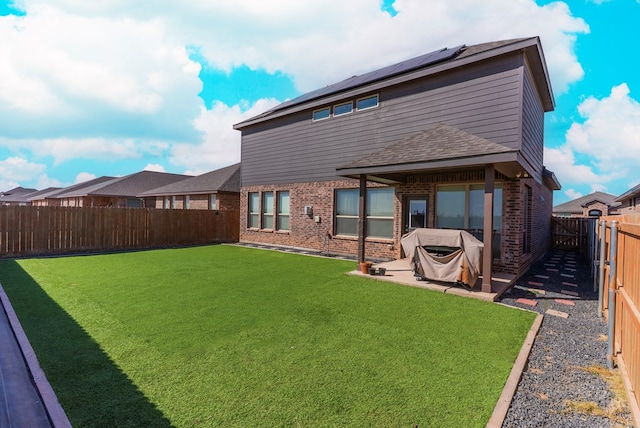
[{"x1": 400, "y1": 228, "x2": 484, "y2": 286}]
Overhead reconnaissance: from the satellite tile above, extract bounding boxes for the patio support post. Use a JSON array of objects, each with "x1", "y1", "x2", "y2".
[
  {"x1": 357, "y1": 174, "x2": 367, "y2": 263},
  {"x1": 481, "y1": 164, "x2": 495, "y2": 293}
]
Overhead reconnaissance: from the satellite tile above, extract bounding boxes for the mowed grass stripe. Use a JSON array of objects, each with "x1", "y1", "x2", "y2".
[{"x1": 0, "y1": 245, "x2": 535, "y2": 427}]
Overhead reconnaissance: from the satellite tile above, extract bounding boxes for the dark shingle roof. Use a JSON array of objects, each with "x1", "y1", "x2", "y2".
[
  {"x1": 54, "y1": 176, "x2": 118, "y2": 198},
  {"x1": 139, "y1": 163, "x2": 241, "y2": 197},
  {"x1": 234, "y1": 37, "x2": 550, "y2": 129},
  {"x1": 25, "y1": 187, "x2": 63, "y2": 201},
  {"x1": 0, "y1": 186, "x2": 38, "y2": 203},
  {"x1": 89, "y1": 171, "x2": 191, "y2": 197},
  {"x1": 553, "y1": 191, "x2": 621, "y2": 214},
  {"x1": 338, "y1": 123, "x2": 515, "y2": 170},
  {"x1": 615, "y1": 183, "x2": 640, "y2": 202}
]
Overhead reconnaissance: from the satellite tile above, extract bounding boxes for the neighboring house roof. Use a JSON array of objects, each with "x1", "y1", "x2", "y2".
[
  {"x1": 553, "y1": 191, "x2": 621, "y2": 214},
  {"x1": 25, "y1": 187, "x2": 63, "y2": 201},
  {"x1": 88, "y1": 170, "x2": 191, "y2": 197},
  {"x1": 0, "y1": 186, "x2": 38, "y2": 203},
  {"x1": 53, "y1": 176, "x2": 118, "y2": 199},
  {"x1": 139, "y1": 163, "x2": 241, "y2": 197},
  {"x1": 615, "y1": 183, "x2": 640, "y2": 202},
  {"x1": 234, "y1": 37, "x2": 553, "y2": 129}
]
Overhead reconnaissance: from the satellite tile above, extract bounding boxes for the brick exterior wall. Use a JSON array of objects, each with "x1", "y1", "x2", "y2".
[
  {"x1": 152, "y1": 192, "x2": 240, "y2": 211},
  {"x1": 240, "y1": 171, "x2": 555, "y2": 276}
]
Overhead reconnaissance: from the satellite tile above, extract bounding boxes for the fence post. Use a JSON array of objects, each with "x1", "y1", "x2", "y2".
[
  {"x1": 607, "y1": 220, "x2": 618, "y2": 370},
  {"x1": 598, "y1": 220, "x2": 606, "y2": 317}
]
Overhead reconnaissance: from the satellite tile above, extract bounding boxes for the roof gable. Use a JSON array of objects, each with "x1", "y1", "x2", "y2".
[{"x1": 553, "y1": 191, "x2": 621, "y2": 213}]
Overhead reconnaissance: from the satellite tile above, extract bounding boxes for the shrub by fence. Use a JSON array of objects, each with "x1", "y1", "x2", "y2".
[
  {"x1": 597, "y1": 213, "x2": 640, "y2": 423},
  {"x1": 0, "y1": 206, "x2": 240, "y2": 258}
]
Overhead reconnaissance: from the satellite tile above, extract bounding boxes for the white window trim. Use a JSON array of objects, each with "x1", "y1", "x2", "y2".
[
  {"x1": 333, "y1": 101, "x2": 353, "y2": 117},
  {"x1": 356, "y1": 94, "x2": 379, "y2": 111},
  {"x1": 312, "y1": 107, "x2": 331, "y2": 122}
]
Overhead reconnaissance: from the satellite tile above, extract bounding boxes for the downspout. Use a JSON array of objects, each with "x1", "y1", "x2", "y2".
[
  {"x1": 481, "y1": 165, "x2": 495, "y2": 293},
  {"x1": 607, "y1": 220, "x2": 618, "y2": 370},
  {"x1": 357, "y1": 175, "x2": 367, "y2": 263}
]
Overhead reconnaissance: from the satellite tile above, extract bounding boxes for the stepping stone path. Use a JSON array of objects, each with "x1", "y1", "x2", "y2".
[
  {"x1": 499, "y1": 251, "x2": 634, "y2": 426},
  {"x1": 505, "y1": 253, "x2": 588, "y2": 318}
]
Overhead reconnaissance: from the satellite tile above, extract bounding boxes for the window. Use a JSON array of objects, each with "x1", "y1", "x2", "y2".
[
  {"x1": 185, "y1": 195, "x2": 190, "y2": 209},
  {"x1": 356, "y1": 94, "x2": 378, "y2": 111},
  {"x1": 436, "y1": 183, "x2": 502, "y2": 256},
  {"x1": 333, "y1": 102, "x2": 353, "y2": 116},
  {"x1": 588, "y1": 209, "x2": 602, "y2": 217},
  {"x1": 163, "y1": 196, "x2": 169, "y2": 209},
  {"x1": 334, "y1": 188, "x2": 394, "y2": 239},
  {"x1": 312, "y1": 107, "x2": 331, "y2": 121},
  {"x1": 210, "y1": 194, "x2": 217, "y2": 210},
  {"x1": 436, "y1": 184, "x2": 502, "y2": 230},
  {"x1": 262, "y1": 191, "x2": 274, "y2": 229},
  {"x1": 248, "y1": 192, "x2": 259, "y2": 228},
  {"x1": 335, "y1": 189, "x2": 359, "y2": 236},
  {"x1": 366, "y1": 188, "x2": 394, "y2": 238},
  {"x1": 277, "y1": 191, "x2": 290, "y2": 231},
  {"x1": 171, "y1": 196, "x2": 177, "y2": 209}
]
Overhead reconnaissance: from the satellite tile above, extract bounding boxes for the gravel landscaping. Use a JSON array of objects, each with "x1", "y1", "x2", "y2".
[{"x1": 499, "y1": 251, "x2": 634, "y2": 427}]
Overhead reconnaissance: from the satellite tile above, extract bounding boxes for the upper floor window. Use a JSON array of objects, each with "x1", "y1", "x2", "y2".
[
  {"x1": 312, "y1": 107, "x2": 331, "y2": 121},
  {"x1": 356, "y1": 94, "x2": 379, "y2": 111},
  {"x1": 334, "y1": 102, "x2": 353, "y2": 116}
]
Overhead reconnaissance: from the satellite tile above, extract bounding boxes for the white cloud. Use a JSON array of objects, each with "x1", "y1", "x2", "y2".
[
  {"x1": 0, "y1": 156, "x2": 47, "y2": 181},
  {"x1": 172, "y1": 98, "x2": 280, "y2": 175},
  {"x1": 143, "y1": 163, "x2": 166, "y2": 172},
  {"x1": 74, "y1": 172, "x2": 97, "y2": 184},
  {"x1": 547, "y1": 83, "x2": 640, "y2": 197},
  {"x1": 0, "y1": 0, "x2": 589, "y2": 183},
  {"x1": 564, "y1": 188, "x2": 583, "y2": 200}
]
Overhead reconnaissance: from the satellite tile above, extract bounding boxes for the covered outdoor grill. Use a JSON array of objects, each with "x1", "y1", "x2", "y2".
[{"x1": 400, "y1": 228, "x2": 484, "y2": 288}]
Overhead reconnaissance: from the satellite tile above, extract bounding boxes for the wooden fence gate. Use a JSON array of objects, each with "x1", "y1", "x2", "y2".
[{"x1": 551, "y1": 217, "x2": 596, "y2": 254}]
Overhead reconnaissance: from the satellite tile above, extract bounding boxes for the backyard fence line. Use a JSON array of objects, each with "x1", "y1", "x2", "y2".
[
  {"x1": 597, "y1": 213, "x2": 640, "y2": 423},
  {"x1": 0, "y1": 206, "x2": 240, "y2": 258}
]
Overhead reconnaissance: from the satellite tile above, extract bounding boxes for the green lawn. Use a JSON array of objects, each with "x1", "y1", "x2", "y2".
[{"x1": 0, "y1": 245, "x2": 535, "y2": 427}]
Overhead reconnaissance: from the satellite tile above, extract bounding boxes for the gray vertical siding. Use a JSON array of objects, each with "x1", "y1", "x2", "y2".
[
  {"x1": 521, "y1": 61, "x2": 545, "y2": 181},
  {"x1": 241, "y1": 53, "x2": 528, "y2": 186}
]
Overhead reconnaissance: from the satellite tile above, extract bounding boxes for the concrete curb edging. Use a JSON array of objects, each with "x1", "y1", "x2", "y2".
[
  {"x1": 486, "y1": 312, "x2": 544, "y2": 428},
  {"x1": 0, "y1": 284, "x2": 72, "y2": 428}
]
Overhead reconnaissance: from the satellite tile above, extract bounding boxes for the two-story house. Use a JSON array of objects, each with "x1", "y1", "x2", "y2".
[{"x1": 233, "y1": 37, "x2": 561, "y2": 291}]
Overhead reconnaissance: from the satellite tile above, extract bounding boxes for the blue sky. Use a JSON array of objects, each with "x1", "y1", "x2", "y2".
[{"x1": 0, "y1": 0, "x2": 638, "y2": 205}]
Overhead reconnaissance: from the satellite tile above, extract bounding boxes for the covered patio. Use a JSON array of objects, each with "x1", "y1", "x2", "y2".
[
  {"x1": 349, "y1": 259, "x2": 516, "y2": 302},
  {"x1": 336, "y1": 123, "x2": 559, "y2": 292}
]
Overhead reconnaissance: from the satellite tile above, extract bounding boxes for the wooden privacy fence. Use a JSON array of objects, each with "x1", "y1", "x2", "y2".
[
  {"x1": 551, "y1": 217, "x2": 596, "y2": 254},
  {"x1": 0, "y1": 206, "x2": 240, "y2": 258},
  {"x1": 597, "y1": 214, "x2": 640, "y2": 421}
]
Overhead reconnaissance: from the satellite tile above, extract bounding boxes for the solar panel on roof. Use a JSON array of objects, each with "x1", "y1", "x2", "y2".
[{"x1": 267, "y1": 45, "x2": 465, "y2": 115}]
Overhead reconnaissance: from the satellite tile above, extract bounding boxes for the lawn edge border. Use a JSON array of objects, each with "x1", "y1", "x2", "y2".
[
  {"x1": 0, "y1": 283, "x2": 72, "y2": 428},
  {"x1": 486, "y1": 311, "x2": 543, "y2": 428}
]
